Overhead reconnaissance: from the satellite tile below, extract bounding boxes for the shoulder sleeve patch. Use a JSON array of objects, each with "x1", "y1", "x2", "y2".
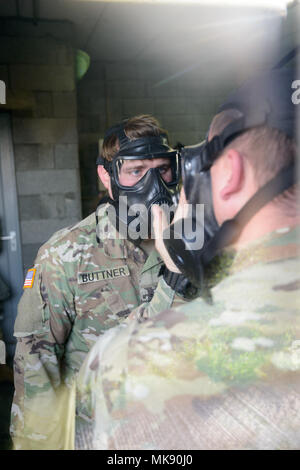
[
  {"x1": 15, "y1": 266, "x2": 49, "y2": 337},
  {"x1": 23, "y1": 268, "x2": 36, "y2": 289}
]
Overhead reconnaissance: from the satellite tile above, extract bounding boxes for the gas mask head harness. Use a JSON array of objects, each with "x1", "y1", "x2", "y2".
[
  {"x1": 96, "y1": 121, "x2": 180, "y2": 240},
  {"x1": 162, "y1": 62, "x2": 298, "y2": 288}
]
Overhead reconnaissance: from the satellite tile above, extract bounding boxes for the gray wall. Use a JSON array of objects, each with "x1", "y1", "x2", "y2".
[{"x1": 0, "y1": 19, "x2": 82, "y2": 272}]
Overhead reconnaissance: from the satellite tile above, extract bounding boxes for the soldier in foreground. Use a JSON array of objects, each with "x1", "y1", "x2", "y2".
[
  {"x1": 0, "y1": 274, "x2": 14, "y2": 450},
  {"x1": 11, "y1": 115, "x2": 183, "y2": 450},
  {"x1": 76, "y1": 66, "x2": 300, "y2": 449}
]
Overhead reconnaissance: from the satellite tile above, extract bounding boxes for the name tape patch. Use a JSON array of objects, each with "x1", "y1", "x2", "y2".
[
  {"x1": 23, "y1": 268, "x2": 36, "y2": 289},
  {"x1": 78, "y1": 265, "x2": 130, "y2": 285}
]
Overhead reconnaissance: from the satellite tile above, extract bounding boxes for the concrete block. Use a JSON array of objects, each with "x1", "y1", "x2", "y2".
[
  {"x1": 187, "y1": 97, "x2": 215, "y2": 115},
  {"x1": 88, "y1": 96, "x2": 106, "y2": 116},
  {"x1": 33, "y1": 92, "x2": 54, "y2": 118},
  {"x1": 53, "y1": 92, "x2": 77, "y2": 118},
  {"x1": 56, "y1": 46, "x2": 74, "y2": 66},
  {"x1": 13, "y1": 109, "x2": 34, "y2": 119},
  {"x1": 137, "y1": 62, "x2": 179, "y2": 82},
  {"x1": 78, "y1": 93, "x2": 106, "y2": 116},
  {"x1": 38, "y1": 144, "x2": 55, "y2": 169},
  {"x1": 4, "y1": 89, "x2": 35, "y2": 111},
  {"x1": 78, "y1": 115, "x2": 104, "y2": 134},
  {"x1": 22, "y1": 243, "x2": 42, "y2": 271},
  {"x1": 54, "y1": 144, "x2": 79, "y2": 169},
  {"x1": 16, "y1": 169, "x2": 80, "y2": 195},
  {"x1": 19, "y1": 193, "x2": 80, "y2": 221},
  {"x1": 106, "y1": 99, "x2": 123, "y2": 125},
  {"x1": 79, "y1": 143, "x2": 99, "y2": 169},
  {"x1": 105, "y1": 63, "x2": 138, "y2": 81},
  {"x1": 12, "y1": 118, "x2": 78, "y2": 144},
  {"x1": 122, "y1": 98, "x2": 154, "y2": 117},
  {"x1": 97, "y1": 114, "x2": 108, "y2": 134},
  {"x1": 0, "y1": 20, "x2": 73, "y2": 43},
  {"x1": 84, "y1": 62, "x2": 106, "y2": 80},
  {"x1": 21, "y1": 218, "x2": 79, "y2": 244},
  {"x1": 147, "y1": 81, "x2": 178, "y2": 98},
  {"x1": 14, "y1": 144, "x2": 39, "y2": 171},
  {"x1": 10, "y1": 65, "x2": 75, "y2": 91},
  {"x1": 0, "y1": 37, "x2": 58, "y2": 65},
  {"x1": 78, "y1": 116, "x2": 91, "y2": 134},
  {"x1": 136, "y1": 63, "x2": 163, "y2": 81},
  {"x1": 77, "y1": 133, "x2": 101, "y2": 148},
  {"x1": 18, "y1": 195, "x2": 42, "y2": 220},
  {"x1": 160, "y1": 114, "x2": 198, "y2": 133},
  {"x1": 169, "y1": 131, "x2": 202, "y2": 147},
  {"x1": 0, "y1": 36, "x2": 12, "y2": 63},
  {"x1": 192, "y1": 114, "x2": 213, "y2": 132},
  {"x1": 39, "y1": 194, "x2": 66, "y2": 219},
  {"x1": 107, "y1": 80, "x2": 146, "y2": 99},
  {"x1": 78, "y1": 80, "x2": 105, "y2": 99},
  {"x1": 80, "y1": 168, "x2": 99, "y2": 197},
  {"x1": 0, "y1": 66, "x2": 8, "y2": 86},
  {"x1": 64, "y1": 192, "x2": 82, "y2": 218},
  {"x1": 154, "y1": 98, "x2": 188, "y2": 116},
  {"x1": 81, "y1": 196, "x2": 100, "y2": 219}
]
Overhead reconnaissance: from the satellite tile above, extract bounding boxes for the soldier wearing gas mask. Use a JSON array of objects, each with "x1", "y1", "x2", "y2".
[
  {"x1": 11, "y1": 115, "x2": 182, "y2": 450},
  {"x1": 76, "y1": 65, "x2": 300, "y2": 450},
  {"x1": 96, "y1": 116, "x2": 180, "y2": 241}
]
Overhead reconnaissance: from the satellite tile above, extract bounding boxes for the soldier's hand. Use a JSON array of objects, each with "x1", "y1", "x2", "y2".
[{"x1": 152, "y1": 189, "x2": 189, "y2": 274}]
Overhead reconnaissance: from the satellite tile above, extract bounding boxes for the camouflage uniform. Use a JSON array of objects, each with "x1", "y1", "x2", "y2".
[
  {"x1": 0, "y1": 274, "x2": 10, "y2": 366},
  {"x1": 11, "y1": 202, "x2": 177, "y2": 450},
  {"x1": 76, "y1": 225, "x2": 300, "y2": 450},
  {"x1": 0, "y1": 330, "x2": 5, "y2": 367}
]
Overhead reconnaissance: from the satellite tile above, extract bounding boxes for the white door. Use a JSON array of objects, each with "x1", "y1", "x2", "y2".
[{"x1": 0, "y1": 113, "x2": 23, "y2": 365}]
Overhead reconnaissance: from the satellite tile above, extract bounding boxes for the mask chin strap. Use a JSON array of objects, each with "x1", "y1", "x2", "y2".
[{"x1": 202, "y1": 162, "x2": 297, "y2": 266}]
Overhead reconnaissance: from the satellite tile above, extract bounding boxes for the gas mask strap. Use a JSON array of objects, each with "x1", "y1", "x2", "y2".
[
  {"x1": 202, "y1": 162, "x2": 297, "y2": 265},
  {"x1": 204, "y1": 109, "x2": 269, "y2": 170},
  {"x1": 272, "y1": 45, "x2": 300, "y2": 70}
]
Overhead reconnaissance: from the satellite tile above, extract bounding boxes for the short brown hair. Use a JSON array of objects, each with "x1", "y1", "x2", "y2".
[
  {"x1": 209, "y1": 109, "x2": 296, "y2": 187},
  {"x1": 102, "y1": 115, "x2": 168, "y2": 161}
]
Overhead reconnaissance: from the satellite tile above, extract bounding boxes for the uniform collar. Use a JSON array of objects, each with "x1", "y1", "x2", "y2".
[
  {"x1": 95, "y1": 202, "x2": 129, "y2": 259},
  {"x1": 140, "y1": 248, "x2": 163, "y2": 274},
  {"x1": 205, "y1": 225, "x2": 300, "y2": 290},
  {"x1": 229, "y1": 225, "x2": 300, "y2": 274},
  {"x1": 95, "y1": 201, "x2": 163, "y2": 270}
]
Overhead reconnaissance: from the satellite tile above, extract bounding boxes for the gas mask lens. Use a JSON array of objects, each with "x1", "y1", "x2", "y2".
[{"x1": 114, "y1": 154, "x2": 180, "y2": 188}]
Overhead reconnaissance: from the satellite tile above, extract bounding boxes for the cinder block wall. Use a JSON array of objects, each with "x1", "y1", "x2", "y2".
[{"x1": 0, "y1": 19, "x2": 82, "y2": 272}]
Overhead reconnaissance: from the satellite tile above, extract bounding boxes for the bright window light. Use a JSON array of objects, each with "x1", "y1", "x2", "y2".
[{"x1": 75, "y1": 0, "x2": 292, "y2": 11}]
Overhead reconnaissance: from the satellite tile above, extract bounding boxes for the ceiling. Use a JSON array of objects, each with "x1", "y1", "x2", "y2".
[{"x1": 0, "y1": 0, "x2": 294, "y2": 71}]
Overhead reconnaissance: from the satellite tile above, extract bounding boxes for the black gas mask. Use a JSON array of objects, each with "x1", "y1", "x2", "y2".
[
  {"x1": 97, "y1": 124, "x2": 180, "y2": 241},
  {"x1": 162, "y1": 64, "x2": 298, "y2": 288}
]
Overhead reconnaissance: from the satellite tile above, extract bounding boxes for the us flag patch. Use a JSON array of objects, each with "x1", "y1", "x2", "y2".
[{"x1": 23, "y1": 268, "x2": 36, "y2": 289}]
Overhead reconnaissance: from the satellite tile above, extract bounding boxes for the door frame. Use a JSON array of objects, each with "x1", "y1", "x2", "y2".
[{"x1": 0, "y1": 113, "x2": 23, "y2": 363}]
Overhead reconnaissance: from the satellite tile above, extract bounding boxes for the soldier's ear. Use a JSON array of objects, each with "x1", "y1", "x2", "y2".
[
  {"x1": 219, "y1": 149, "x2": 244, "y2": 200},
  {"x1": 97, "y1": 165, "x2": 110, "y2": 191}
]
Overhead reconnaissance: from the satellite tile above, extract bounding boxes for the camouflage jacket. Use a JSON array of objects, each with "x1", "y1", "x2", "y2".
[
  {"x1": 11, "y1": 202, "x2": 177, "y2": 450},
  {"x1": 0, "y1": 274, "x2": 10, "y2": 365},
  {"x1": 76, "y1": 225, "x2": 300, "y2": 450}
]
